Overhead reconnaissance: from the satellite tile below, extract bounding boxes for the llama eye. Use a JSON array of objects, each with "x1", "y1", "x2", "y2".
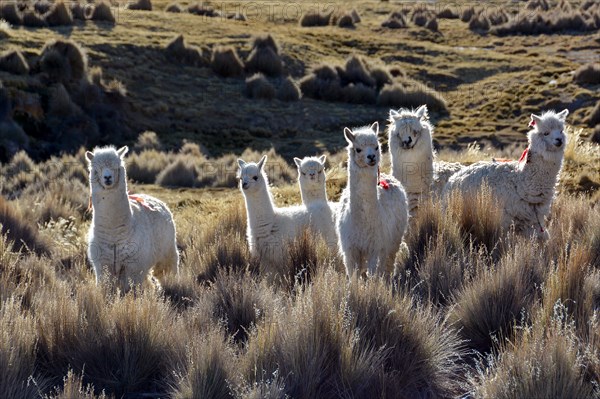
[
  {"x1": 253, "y1": 176, "x2": 258, "y2": 181},
  {"x1": 356, "y1": 148, "x2": 362, "y2": 153},
  {"x1": 543, "y1": 131, "x2": 549, "y2": 136},
  {"x1": 318, "y1": 170, "x2": 322, "y2": 174},
  {"x1": 374, "y1": 146, "x2": 378, "y2": 150},
  {"x1": 301, "y1": 172, "x2": 306, "y2": 176}
]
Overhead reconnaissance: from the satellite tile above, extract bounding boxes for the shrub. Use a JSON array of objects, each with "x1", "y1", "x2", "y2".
[
  {"x1": 22, "y1": 10, "x2": 47, "y2": 27},
  {"x1": 90, "y1": 1, "x2": 115, "y2": 23},
  {"x1": 369, "y1": 66, "x2": 392, "y2": 89},
  {"x1": 133, "y1": 131, "x2": 162, "y2": 152},
  {"x1": 250, "y1": 34, "x2": 279, "y2": 54},
  {"x1": 0, "y1": 3, "x2": 22, "y2": 25},
  {"x1": 471, "y1": 304, "x2": 595, "y2": 398},
  {"x1": 299, "y1": 11, "x2": 331, "y2": 26},
  {"x1": 245, "y1": 46, "x2": 283, "y2": 77},
  {"x1": 298, "y1": 70, "x2": 342, "y2": 101},
  {"x1": 382, "y1": 13, "x2": 407, "y2": 28},
  {"x1": 0, "y1": 50, "x2": 29, "y2": 75},
  {"x1": 526, "y1": 0, "x2": 550, "y2": 11},
  {"x1": 377, "y1": 82, "x2": 448, "y2": 112},
  {"x1": 188, "y1": 3, "x2": 218, "y2": 16},
  {"x1": 127, "y1": 0, "x2": 152, "y2": 11},
  {"x1": 437, "y1": 7, "x2": 458, "y2": 19},
  {"x1": 426, "y1": 17, "x2": 438, "y2": 31},
  {"x1": 165, "y1": 2, "x2": 183, "y2": 12},
  {"x1": 335, "y1": 13, "x2": 354, "y2": 28},
  {"x1": 243, "y1": 269, "x2": 465, "y2": 398},
  {"x1": 126, "y1": 149, "x2": 169, "y2": 184},
  {"x1": 587, "y1": 102, "x2": 600, "y2": 127},
  {"x1": 39, "y1": 39, "x2": 88, "y2": 84},
  {"x1": 339, "y1": 55, "x2": 375, "y2": 87},
  {"x1": 488, "y1": 9, "x2": 509, "y2": 26},
  {"x1": 469, "y1": 14, "x2": 490, "y2": 32},
  {"x1": 211, "y1": 46, "x2": 244, "y2": 77},
  {"x1": 573, "y1": 63, "x2": 600, "y2": 85},
  {"x1": 170, "y1": 328, "x2": 235, "y2": 399},
  {"x1": 166, "y1": 34, "x2": 208, "y2": 67},
  {"x1": 156, "y1": 157, "x2": 199, "y2": 187},
  {"x1": 448, "y1": 242, "x2": 544, "y2": 355},
  {"x1": 276, "y1": 77, "x2": 301, "y2": 102},
  {"x1": 460, "y1": 6, "x2": 476, "y2": 22},
  {"x1": 0, "y1": 195, "x2": 49, "y2": 255},
  {"x1": 70, "y1": 2, "x2": 86, "y2": 20},
  {"x1": 340, "y1": 83, "x2": 377, "y2": 104},
  {"x1": 34, "y1": 0, "x2": 51, "y2": 14},
  {"x1": 45, "y1": 1, "x2": 73, "y2": 26},
  {"x1": 244, "y1": 73, "x2": 275, "y2": 100}
]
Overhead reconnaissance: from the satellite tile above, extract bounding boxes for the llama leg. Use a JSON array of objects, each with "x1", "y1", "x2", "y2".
[
  {"x1": 343, "y1": 248, "x2": 361, "y2": 278},
  {"x1": 383, "y1": 252, "x2": 397, "y2": 277},
  {"x1": 366, "y1": 254, "x2": 379, "y2": 277}
]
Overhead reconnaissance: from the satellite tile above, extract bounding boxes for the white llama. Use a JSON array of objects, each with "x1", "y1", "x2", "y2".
[
  {"x1": 293, "y1": 155, "x2": 338, "y2": 248},
  {"x1": 238, "y1": 155, "x2": 314, "y2": 266},
  {"x1": 336, "y1": 122, "x2": 409, "y2": 277},
  {"x1": 444, "y1": 109, "x2": 569, "y2": 240},
  {"x1": 86, "y1": 146, "x2": 178, "y2": 291},
  {"x1": 388, "y1": 104, "x2": 463, "y2": 214}
]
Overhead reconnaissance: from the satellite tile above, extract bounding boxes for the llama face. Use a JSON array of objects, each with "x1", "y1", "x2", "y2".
[
  {"x1": 295, "y1": 156, "x2": 326, "y2": 184},
  {"x1": 388, "y1": 105, "x2": 429, "y2": 150},
  {"x1": 344, "y1": 123, "x2": 381, "y2": 168},
  {"x1": 237, "y1": 156, "x2": 267, "y2": 194},
  {"x1": 529, "y1": 109, "x2": 568, "y2": 155},
  {"x1": 86, "y1": 146, "x2": 128, "y2": 190}
]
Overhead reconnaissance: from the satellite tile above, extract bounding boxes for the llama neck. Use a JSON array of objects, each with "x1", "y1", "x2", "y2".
[
  {"x1": 243, "y1": 184, "x2": 276, "y2": 232},
  {"x1": 391, "y1": 139, "x2": 434, "y2": 192},
  {"x1": 518, "y1": 150, "x2": 563, "y2": 203},
  {"x1": 91, "y1": 183, "x2": 133, "y2": 233},
  {"x1": 300, "y1": 180, "x2": 328, "y2": 205},
  {"x1": 348, "y1": 161, "x2": 378, "y2": 213}
]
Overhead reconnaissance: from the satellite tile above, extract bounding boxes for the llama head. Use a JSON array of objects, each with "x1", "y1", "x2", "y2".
[
  {"x1": 344, "y1": 122, "x2": 381, "y2": 169},
  {"x1": 237, "y1": 155, "x2": 267, "y2": 194},
  {"x1": 528, "y1": 109, "x2": 568, "y2": 157},
  {"x1": 294, "y1": 155, "x2": 326, "y2": 184},
  {"x1": 387, "y1": 104, "x2": 432, "y2": 151},
  {"x1": 85, "y1": 146, "x2": 128, "y2": 190}
]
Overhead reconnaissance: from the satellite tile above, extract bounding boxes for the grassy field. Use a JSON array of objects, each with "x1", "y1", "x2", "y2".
[{"x1": 1, "y1": 0, "x2": 600, "y2": 397}]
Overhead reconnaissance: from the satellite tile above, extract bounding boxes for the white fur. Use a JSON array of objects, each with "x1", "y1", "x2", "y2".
[
  {"x1": 294, "y1": 155, "x2": 338, "y2": 249},
  {"x1": 388, "y1": 105, "x2": 464, "y2": 213},
  {"x1": 86, "y1": 146, "x2": 179, "y2": 291},
  {"x1": 336, "y1": 122, "x2": 409, "y2": 277},
  {"x1": 238, "y1": 155, "x2": 317, "y2": 266},
  {"x1": 444, "y1": 109, "x2": 569, "y2": 239}
]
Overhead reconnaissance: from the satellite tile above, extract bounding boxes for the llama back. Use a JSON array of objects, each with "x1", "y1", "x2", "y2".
[
  {"x1": 306, "y1": 201, "x2": 338, "y2": 249},
  {"x1": 432, "y1": 161, "x2": 465, "y2": 196}
]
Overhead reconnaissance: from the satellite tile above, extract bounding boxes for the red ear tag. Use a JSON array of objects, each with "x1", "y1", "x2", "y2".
[
  {"x1": 518, "y1": 148, "x2": 529, "y2": 164},
  {"x1": 529, "y1": 120, "x2": 536, "y2": 127}
]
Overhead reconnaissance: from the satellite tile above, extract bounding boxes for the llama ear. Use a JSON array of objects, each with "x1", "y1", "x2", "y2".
[
  {"x1": 318, "y1": 155, "x2": 326, "y2": 164},
  {"x1": 237, "y1": 159, "x2": 246, "y2": 168},
  {"x1": 389, "y1": 109, "x2": 400, "y2": 120},
  {"x1": 85, "y1": 151, "x2": 94, "y2": 163},
  {"x1": 416, "y1": 105, "x2": 428, "y2": 119},
  {"x1": 257, "y1": 155, "x2": 267, "y2": 170},
  {"x1": 293, "y1": 157, "x2": 302, "y2": 168},
  {"x1": 117, "y1": 146, "x2": 129, "y2": 158},
  {"x1": 370, "y1": 121, "x2": 379, "y2": 135},
  {"x1": 529, "y1": 114, "x2": 542, "y2": 128},
  {"x1": 557, "y1": 109, "x2": 569, "y2": 121},
  {"x1": 344, "y1": 127, "x2": 355, "y2": 144}
]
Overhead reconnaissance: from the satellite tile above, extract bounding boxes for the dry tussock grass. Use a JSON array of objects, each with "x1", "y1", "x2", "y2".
[{"x1": 1, "y1": 137, "x2": 600, "y2": 397}]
